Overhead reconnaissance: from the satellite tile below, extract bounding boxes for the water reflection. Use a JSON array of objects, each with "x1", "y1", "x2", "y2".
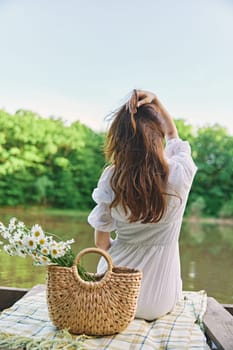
[
  {"x1": 0, "y1": 209, "x2": 233, "y2": 304},
  {"x1": 180, "y1": 220, "x2": 233, "y2": 303}
]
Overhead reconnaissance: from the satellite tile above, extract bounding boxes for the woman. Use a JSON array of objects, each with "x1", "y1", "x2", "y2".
[{"x1": 88, "y1": 89, "x2": 197, "y2": 320}]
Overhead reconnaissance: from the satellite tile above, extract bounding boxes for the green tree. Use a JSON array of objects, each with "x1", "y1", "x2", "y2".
[
  {"x1": 175, "y1": 118, "x2": 195, "y2": 142},
  {"x1": 220, "y1": 196, "x2": 233, "y2": 218},
  {"x1": 188, "y1": 196, "x2": 206, "y2": 217},
  {"x1": 191, "y1": 125, "x2": 233, "y2": 216}
]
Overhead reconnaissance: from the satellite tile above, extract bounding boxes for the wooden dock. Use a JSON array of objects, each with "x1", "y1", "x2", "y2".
[
  {"x1": 204, "y1": 297, "x2": 233, "y2": 350},
  {"x1": 0, "y1": 286, "x2": 233, "y2": 349}
]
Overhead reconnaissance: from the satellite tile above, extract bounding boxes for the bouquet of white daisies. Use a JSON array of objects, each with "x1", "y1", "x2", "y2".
[{"x1": 0, "y1": 217, "x2": 75, "y2": 267}]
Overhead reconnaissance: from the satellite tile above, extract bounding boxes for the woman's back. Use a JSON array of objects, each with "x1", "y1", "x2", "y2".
[{"x1": 88, "y1": 90, "x2": 197, "y2": 320}]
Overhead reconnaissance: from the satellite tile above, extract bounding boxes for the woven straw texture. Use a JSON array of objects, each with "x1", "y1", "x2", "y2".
[{"x1": 47, "y1": 247, "x2": 142, "y2": 336}]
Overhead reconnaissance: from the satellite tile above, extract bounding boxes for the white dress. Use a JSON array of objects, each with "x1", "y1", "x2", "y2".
[{"x1": 88, "y1": 138, "x2": 197, "y2": 320}]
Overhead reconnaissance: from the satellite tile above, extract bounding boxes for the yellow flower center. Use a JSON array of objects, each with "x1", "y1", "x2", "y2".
[
  {"x1": 29, "y1": 240, "x2": 34, "y2": 246},
  {"x1": 34, "y1": 231, "x2": 40, "y2": 237},
  {"x1": 39, "y1": 239, "x2": 45, "y2": 245},
  {"x1": 52, "y1": 249, "x2": 58, "y2": 255}
]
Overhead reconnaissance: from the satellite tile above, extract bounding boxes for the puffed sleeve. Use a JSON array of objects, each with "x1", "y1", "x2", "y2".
[
  {"x1": 165, "y1": 138, "x2": 198, "y2": 192},
  {"x1": 87, "y1": 166, "x2": 116, "y2": 232}
]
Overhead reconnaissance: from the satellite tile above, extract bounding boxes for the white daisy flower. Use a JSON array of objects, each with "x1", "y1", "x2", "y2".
[
  {"x1": 11, "y1": 232, "x2": 22, "y2": 243},
  {"x1": 57, "y1": 242, "x2": 66, "y2": 250},
  {"x1": 31, "y1": 224, "x2": 44, "y2": 241},
  {"x1": 15, "y1": 247, "x2": 27, "y2": 258},
  {"x1": 23, "y1": 236, "x2": 37, "y2": 250},
  {"x1": 17, "y1": 221, "x2": 26, "y2": 229},
  {"x1": 0, "y1": 222, "x2": 6, "y2": 230},
  {"x1": 32, "y1": 254, "x2": 43, "y2": 266},
  {"x1": 40, "y1": 247, "x2": 49, "y2": 255},
  {"x1": 56, "y1": 239, "x2": 74, "y2": 251},
  {"x1": 32, "y1": 254, "x2": 50, "y2": 266},
  {"x1": 15, "y1": 238, "x2": 23, "y2": 247},
  {"x1": 13, "y1": 240, "x2": 24, "y2": 253},
  {"x1": 50, "y1": 247, "x2": 65, "y2": 258},
  {"x1": 28, "y1": 251, "x2": 38, "y2": 258},
  {"x1": 38, "y1": 237, "x2": 47, "y2": 246},
  {"x1": 0, "y1": 222, "x2": 10, "y2": 239},
  {"x1": 9, "y1": 236, "x2": 16, "y2": 245},
  {"x1": 15, "y1": 228, "x2": 25, "y2": 238},
  {"x1": 4, "y1": 245, "x2": 15, "y2": 256},
  {"x1": 8, "y1": 217, "x2": 17, "y2": 233},
  {"x1": 0, "y1": 222, "x2": 7, "y2": 233},
  {"x1": 64, "y1": 239, "x2": 75, "y2": 249},
  {"x1": 41, "y1": 256, "x2": 50, "y2": 264},
  {"x1": 9, "y1": 217, "x2": 17, "y2": 224},
  {"x1": 1, "y1": 231, "x2": 10, "y2": 239}
]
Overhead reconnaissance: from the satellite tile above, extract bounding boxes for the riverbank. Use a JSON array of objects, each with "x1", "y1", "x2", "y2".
[
  {"x1": 0, "y1": 206, "x2": 90, "y2": 222},
  {"x1": 0, "y1": 206, "x2": 233, "y2": 225},
  {"x1": 183, "y1": 216, "x2": 233, "y2": 226}
]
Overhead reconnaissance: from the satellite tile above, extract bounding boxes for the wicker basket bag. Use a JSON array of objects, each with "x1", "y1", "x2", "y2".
[{"x1": 47, "y1": 247, "x2": 142, "y2": 335}]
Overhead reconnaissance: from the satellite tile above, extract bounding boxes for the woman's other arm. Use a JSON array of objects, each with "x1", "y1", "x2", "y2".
[{"x1": 94, "y1": 230, "x2": 111, "y2": 251}]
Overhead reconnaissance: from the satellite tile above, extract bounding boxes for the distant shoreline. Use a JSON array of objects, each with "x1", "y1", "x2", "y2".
[
  {"x1": 0, "y1": 206, "x2": 233, "y2": 225},
  {"x1": 183, "y1": 216, "x2": 233, "y2": 226}
]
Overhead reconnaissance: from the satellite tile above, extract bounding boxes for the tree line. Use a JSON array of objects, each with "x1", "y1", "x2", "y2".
[
  {"x1": 0, "y1": 109, "x2": 105, "y2": 209},
  {"x1": 0, "y1": 109, "x2": 232, "y2": 218}
]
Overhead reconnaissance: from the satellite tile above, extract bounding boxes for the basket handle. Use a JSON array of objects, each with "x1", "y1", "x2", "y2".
[{"x1": 73, "y1": 247, "x2": 113, "y2": 274}]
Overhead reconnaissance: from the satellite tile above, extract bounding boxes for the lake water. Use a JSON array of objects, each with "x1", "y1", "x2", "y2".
[{"x1": 0, "y1": 208, "x2": 232, "y2": 304}]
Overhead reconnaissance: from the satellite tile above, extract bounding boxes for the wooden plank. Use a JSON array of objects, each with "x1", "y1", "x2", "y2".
[
  {"x1": 0, "y1": 286, "x2": 45, "y2": 350},
  {"x1": 203, "y1": 297, "x2": 233, "y2": 350},
  {"x1": 0, "y1": 286, "x2": 28, "y2": 311},
  {"x1": 21, "y1": 284, "x2": 45, "y2": 297},
  {"x1": 222, "y1": 304, "x2": 233, "y2": 316},
  {"x1": 0, "y1": 285, "x2": 46, "y2": 311}
]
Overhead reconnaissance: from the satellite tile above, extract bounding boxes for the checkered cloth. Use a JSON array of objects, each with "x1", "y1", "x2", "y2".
[{"x1": 0, "y1": 287, "x2": 208, "y2": 349}]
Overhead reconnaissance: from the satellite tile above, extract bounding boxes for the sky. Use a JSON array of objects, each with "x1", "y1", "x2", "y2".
[{"x1": 0, "y1": 0, "x2": 233, "y2": 133}]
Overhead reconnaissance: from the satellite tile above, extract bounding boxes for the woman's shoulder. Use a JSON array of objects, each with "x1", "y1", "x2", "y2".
[
  {"x1": 165, "y1": 138, "x2": 197, "y2": 171},
  {"x1": 98, "y1": 165, "x2": 114, "y2": 183},
  {"x1": 165, "y1": 138, "x2": 197, "y2": 192},
  {"x1": 91, "y1": 165, "x2": 115, "y2": 204},
  {"x1": 165, "y1": 137, "x2": 192, "y2": 158}
]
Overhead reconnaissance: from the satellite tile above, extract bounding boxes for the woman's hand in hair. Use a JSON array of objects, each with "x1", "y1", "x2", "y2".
[
  {"x1": 136, "y1": 90, "x2": 157, "y2": 108},
  {"x1": 136, "y1": 89, "x2": 179, "y2": 140}
]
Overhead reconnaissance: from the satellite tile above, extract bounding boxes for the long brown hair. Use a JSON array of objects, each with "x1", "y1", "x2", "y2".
[{"x1": 105, "y1": 97, "x2": 170, "y2": 224}]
